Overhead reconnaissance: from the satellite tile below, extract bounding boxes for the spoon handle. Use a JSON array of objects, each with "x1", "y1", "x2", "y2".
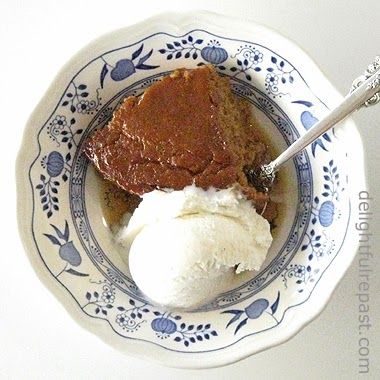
[{"x1": 269, "y1": 56, "x2": 380, "y2": 173}]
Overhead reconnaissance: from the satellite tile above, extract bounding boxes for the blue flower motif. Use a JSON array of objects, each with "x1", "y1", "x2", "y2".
[
  {"x1": 245, "y1": 299, "x2": 269, "y2": 319},
  {"x1": 319, "y1": 200, "x2": 335, "y2": 227},
  {"x1": 101, "y1": 283, "x2": 115, "y2": 304},
  {"x1": 300, "y1": 111, "x2": 332, "y2": 156},
  {"x1": 242, "y1": 48, "x2": 263, "y2": 65},
  {"x1": 51, "y1": 115, "x2": 67, "y2": 127},
  {"x1": 201, "y1": 40, "x2": 228, "y2": 64},
  {"x1": 76, "y1": 100, "x2": 90, "y2": 113},
  {"x1": 151, "y1": 317, "x2": 177, "y2": 336},
  {"x1": 45, "y1": 151, "x2": 64, "y2": 177},
  {"x1": 116, "y1": 313, "x2": 143, "y2": 332},
  {"x1": 222, "y1": 293, "x2": 280, "y2": 334},
  {"x1": 101, "y1": 44, "x2": 159, "y2": 86},
  {"x1": 266, "y1": 73, "x2": 278, "y2": 85},
  {"x1": 293, "y1": 265, "x2": 305, "y2": 278},
  {"x1": 43, "y1": 221, "x2": 88, "y2": 277},
  {"x1": 110, "y1": 59, "x2": 136, "y2": 81}
]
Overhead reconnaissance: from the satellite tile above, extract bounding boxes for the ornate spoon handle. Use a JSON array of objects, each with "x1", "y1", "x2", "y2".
[{"x1": 258, "y1": 56, "x2": 380, "y2": 187}]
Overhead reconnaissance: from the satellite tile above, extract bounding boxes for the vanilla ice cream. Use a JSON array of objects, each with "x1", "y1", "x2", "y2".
[{"x1": 116, "y1": 185, "x2": 272, "y2": 309}]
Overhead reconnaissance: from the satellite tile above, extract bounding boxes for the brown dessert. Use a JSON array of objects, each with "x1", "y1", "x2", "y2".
[{"x1": 84, "y1": 65, "x2": 275, "y2": 219}]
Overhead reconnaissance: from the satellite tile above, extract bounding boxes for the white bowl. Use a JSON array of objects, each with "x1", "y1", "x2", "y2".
[{"x1": 17, "y1": 11, "x2": 365, "y2": 368}]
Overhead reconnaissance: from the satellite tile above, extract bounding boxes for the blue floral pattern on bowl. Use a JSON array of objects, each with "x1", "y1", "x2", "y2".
[{"x1": 19, "y1": 18, "x2": 355, "y2": 365}]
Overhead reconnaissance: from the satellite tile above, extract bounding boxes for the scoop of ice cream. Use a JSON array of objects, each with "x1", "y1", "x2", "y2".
[{"x1": 116, "y1": 185, "x2": 272, "y2": 309}]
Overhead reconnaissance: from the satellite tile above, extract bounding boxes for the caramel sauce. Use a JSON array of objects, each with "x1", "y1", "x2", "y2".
[
  {"x1": 100, "y1": 177, "x2": 141, "y2": 226},
  {"x1": 99, "y1": 125, "x2": 286, "y2": 230}
]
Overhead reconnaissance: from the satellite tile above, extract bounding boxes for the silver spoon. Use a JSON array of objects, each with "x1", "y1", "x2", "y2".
[{"x1": 249, "y1": 56, "x2": 380, "y2": 192}]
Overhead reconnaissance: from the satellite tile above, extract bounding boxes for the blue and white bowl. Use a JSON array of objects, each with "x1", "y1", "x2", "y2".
[{"x1": 16, "y1": 12, "x2": 366, "y2": 368}]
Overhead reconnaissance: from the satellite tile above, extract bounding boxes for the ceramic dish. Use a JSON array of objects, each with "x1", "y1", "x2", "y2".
[{"x1": 17, "y1": 11, "x2": 365, "y2": 368}]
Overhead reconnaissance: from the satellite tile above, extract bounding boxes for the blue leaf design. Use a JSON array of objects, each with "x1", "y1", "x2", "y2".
[
  {"x1": 100, "y1": 63, "x2": 108, "y2": 88},
  {"x1": 311, "y1": 139, "x2": 327, "y2": 157},
  {"x1": 226, "y1": 311, "x2": 244, "y2": 328},
  {"x1": 137, "y1": 49, "x2": 153, "y2": 65},
  {"x1": 135, "y1": 63, "x2": 160, "y2": 70},
  {"x1": 291, "y1": 100, "x2": 313, "y2": 107},
  {"x1": 271, "y1": 56, "x2": 277, "y2": 63},
  {"x1": 63, "y1": 220, "x2": 69, "y2": 241},
  {"x1": 322, "y1": 132, "x2": 331, "y2": 142},
  {"x1": 270, "y1": 292, "x2": 280, "y2": 314},
  {"x1": 131, "y1": 44, "x2": 144, "y2": 60},
  {"x1": 50, "y1": 224, "x2": 65, "y2": 241},
  {"x1": 221, "y1": 309, "x2": 243, "y2": 315},
  {"x1": 43, "y1": 233, "x2": 61, "y2": 246},
  {"x1": 65, "y1": 268, "x2": 88, "y2": 277},
  {"x1": 235, "y1": 317, "x2": 248, "y2": 334}
]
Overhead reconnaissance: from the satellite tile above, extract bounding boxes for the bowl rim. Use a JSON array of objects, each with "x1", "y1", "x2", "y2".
[{"x1": 16, "y1": 10, "x2": 366, "y2": 369}]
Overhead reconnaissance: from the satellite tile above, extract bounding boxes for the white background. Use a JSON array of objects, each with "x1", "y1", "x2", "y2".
[{"x1": 1, "y1": 1, "x2": 379, "y2": 379}]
